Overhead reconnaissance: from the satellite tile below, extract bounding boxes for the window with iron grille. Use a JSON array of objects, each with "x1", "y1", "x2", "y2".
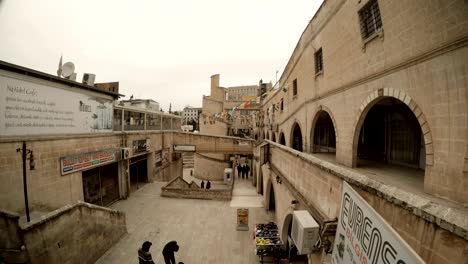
[
  {"x1": 293, "y1": 79, "x2": 298, "y2": 96},
  {"x1": 314, "y1": 48, "x2": 323, "y2": 74},
  {"x1": 359, "y1": 0, "x2": 382, "y2": 40}
]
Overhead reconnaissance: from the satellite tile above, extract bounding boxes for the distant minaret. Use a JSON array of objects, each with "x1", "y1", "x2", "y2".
[
  {"x1": 169, "y1": 103, "x2": 172, "y2": 113},
  {"x1": 57, "y1": 54, "x2": 63, "y2": 77}
]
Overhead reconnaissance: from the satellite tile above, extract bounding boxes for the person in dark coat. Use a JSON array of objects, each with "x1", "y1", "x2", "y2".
[
  {"x1": 200, "y1": 180, "x2": 205, "y2": 189},
  {"x1": 162, "y1": 241, "x2": 179, "y2": 264},
  {"x1": 206, "y1": 180, "x2": 211, "y2": 189},
  {"x1": 138, "y1": 241, "x2": 155, "y2": 264},
  {"x1": 237, "y1": 164, "x2": 241, "y2": 178}
]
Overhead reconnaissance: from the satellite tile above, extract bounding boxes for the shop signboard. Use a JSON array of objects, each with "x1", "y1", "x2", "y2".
[
  {"x1": 236, "y1": 208, "x2": 249, "y2": 231},
  {"x1": 61, "y1": 149, "x2": 116, "y2": 175},
  {"x1": 155, "y1": 151, "x2": 162, "y2": 165},
  {"x1": 173, "y1": 145, "x2": 196, "y2": 152},
  {"x1": 133, "y1": 139, "x2": 150, "y2": 155},
  {"x1": 332, "y1": 182, "x2": 424, "y2": 264},
  {"x1": 0, "y1": 75, "x2": 113, "y2": 136}
]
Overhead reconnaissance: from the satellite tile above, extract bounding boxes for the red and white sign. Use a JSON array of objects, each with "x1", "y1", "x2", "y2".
[
  {"x1": 61, "y1": 149, "x2": 116, "y2": 175},
  {"x1": 332, "y1": 182, "x2": 424, "y2": 264}
]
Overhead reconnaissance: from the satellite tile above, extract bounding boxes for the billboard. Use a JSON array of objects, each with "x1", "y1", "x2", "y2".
[
  {"x1": 0, "y1": 75, "x2": 113, "y2": 136},
  {"x1": 332, "y1": 182, "x2": 424, "y2": 264}
]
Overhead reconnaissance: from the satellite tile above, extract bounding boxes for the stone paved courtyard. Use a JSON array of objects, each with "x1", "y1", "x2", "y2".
[{"x1": 96, "y1": 175, "x2": 274, "y2": 264}]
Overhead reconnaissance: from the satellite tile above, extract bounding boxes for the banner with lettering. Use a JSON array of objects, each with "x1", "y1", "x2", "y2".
[
  {"x1": 61, "y1": 149, "x2": 116, "y2": 175},
  {"x1": 332, "y1": 182, "x2": 424, "y2": 264},
  {"x1": 0, "y1": 75, "x2": 113, "y2": 136}
]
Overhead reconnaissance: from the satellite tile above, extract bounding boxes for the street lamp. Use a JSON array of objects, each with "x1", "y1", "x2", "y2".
[{"x1": 16, "y1": 141, "x2": 35, "y2": 222}]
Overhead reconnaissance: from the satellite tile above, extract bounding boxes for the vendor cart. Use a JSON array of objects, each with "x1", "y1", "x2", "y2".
[{"x1": 254, "y1": 222, "x2": 285, "y2": 263}]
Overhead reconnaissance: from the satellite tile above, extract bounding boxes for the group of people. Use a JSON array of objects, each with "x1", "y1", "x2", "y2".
[
  {"x1": 138, "y1": 240, "x2": 183, "y2": 264},
  {"x1": 200, "y1": 180, "x2": 211, "y2": 189},
  {"x1": 237, "y1": 163, "x2": 250, "y2": 179}
]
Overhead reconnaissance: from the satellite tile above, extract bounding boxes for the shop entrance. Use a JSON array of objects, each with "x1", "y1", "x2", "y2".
[
  {"x1": 130, "y1": 155, "x2": 148, "y2": 191},
  {"x1": 82, "y1": 163, "x2": 119, "y2": 207}
]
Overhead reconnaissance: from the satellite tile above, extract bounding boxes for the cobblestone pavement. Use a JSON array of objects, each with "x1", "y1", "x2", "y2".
[{"x1": 96, "y1": 175, "x2": 273, "y2": 264}]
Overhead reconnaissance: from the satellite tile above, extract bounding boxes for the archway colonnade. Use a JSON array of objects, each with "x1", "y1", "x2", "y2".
[{"x1": 261, "y1": 89, "x2": 433, "y2": 173}]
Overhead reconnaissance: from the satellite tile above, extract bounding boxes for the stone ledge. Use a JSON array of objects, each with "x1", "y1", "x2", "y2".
[
  {"x1": 20, "y1": 201, "x2": 125, "y2": 231},
  {"x1": 267, "y1": 140, "x2": 468, "y2": 240}
]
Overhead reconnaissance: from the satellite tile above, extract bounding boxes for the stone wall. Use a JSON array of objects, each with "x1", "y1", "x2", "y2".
[
  {"x1": 0, "y1": 134, "x2": 121, "y2": 214},
  {"x1": 194, "y1": 153, "x2": 230, "y2": 181},
  {"x1": 0, "y1": 210, "x2": 28, "y2": 263},
  {"x1": 161, "y1": 176, "x2": 233, "y2": 201},
  {"x1": 22, "y1": 202, "x2": 126, "y2": 264},
  {"x1": 260, "y1": 0, "x2": 468, "y2": 203},
  {"x1": 258, "y1": 142, "x2": 468, "y2": 263},
  {"x1": 0, "y1": 202, "x2": 126, "y2": 264}
]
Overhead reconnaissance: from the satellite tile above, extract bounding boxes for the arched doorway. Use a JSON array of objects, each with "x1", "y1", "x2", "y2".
[
  {"x1": 272, "y1": 133, "x2": 276, "y2": 142},
  {"x1": 357, "y1": 97, "x2": 425, "y2": 169},
  {"x1": 291, "y1": 123, "x2": 303, "y2": 152},
  {"x1": 266, "y1": 181, "x2": 275, "y2": 211},
  {"x1": 311, "y1": 111, "x2": 336, "y2": 153},
  {"x1": 266, "y1": 132, "x2": 270, "y2": 140},
  {"x1": 281, "y1": 214, "x2": 293, "y2": 245},
  {"x1": 279, "y1": 132, "x2": 286, "y2": 145}
]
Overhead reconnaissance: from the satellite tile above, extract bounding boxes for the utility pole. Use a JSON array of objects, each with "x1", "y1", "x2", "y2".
[{"x1": 17, "y1": 141, "x2": 35, "y2": 222}]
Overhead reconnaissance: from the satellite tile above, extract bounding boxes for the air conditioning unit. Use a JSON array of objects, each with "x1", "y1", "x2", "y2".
[
  {"x1": 291, "y1": 210, "x2": 319, "y2": 255},
  {"x1": 121, "y1": 147, "x2": 132, "y2": 160},
  {"x1": 82, "y1": 73, "x2": 96, "y2": 86}
]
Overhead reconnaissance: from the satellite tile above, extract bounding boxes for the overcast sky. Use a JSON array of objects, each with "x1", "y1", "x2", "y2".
[{"x1": 0, "y1": 0, "x2": 323, "y2": 111}]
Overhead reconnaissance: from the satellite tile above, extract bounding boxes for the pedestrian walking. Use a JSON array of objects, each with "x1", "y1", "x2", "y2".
[
  {"x1": 138, "y1": 241, "x2": 155, "y2": 264},
  {"x1": 200, "y1": 180, "x2": 205, "y2": 189},
  {"x1": 162, "y1": 241, "x2": 179, "y2": 264},
  {"x1": 206, "y1": 180, "x2": 211, "y2": 189}
]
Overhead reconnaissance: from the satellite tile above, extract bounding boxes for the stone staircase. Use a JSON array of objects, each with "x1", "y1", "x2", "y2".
[{"x1": 182, "y1": 152, "x2": 195, "y2": 168}]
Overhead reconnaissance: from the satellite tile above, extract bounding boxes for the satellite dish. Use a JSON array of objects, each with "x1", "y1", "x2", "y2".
[{"x1": 61, "y1": 62, "x2": 75, "y2": 78}]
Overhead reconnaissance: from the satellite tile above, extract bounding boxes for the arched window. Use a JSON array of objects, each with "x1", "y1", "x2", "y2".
[
  {"x1": 357, "y1": 97, "x2": 424, "y2": 169},
  {"x1": 291, "y1": 123, "x2": 303, "y2": 152},
  {"x1": 279, "y1": 132, "x2": 286, "y2": 145},
  {"x1": 312, "y1": 111, "x2": 336, "y2": 153}
]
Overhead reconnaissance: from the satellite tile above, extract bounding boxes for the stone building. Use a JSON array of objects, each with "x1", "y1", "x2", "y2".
[
  {"x1": 200, "y1": 74, "x2": 261, "y2": 137},
  {"x1": 226, "y1": 85, "x2": 258, "y2": 101},
  {"x1": 119, "y1": 98, "x2": 160, "y2": 112},
  {"x1": 182, "y1": 106, "x2": 202, "y2": 130},
  {"x1": 0, "y1": 61, "x2": 182, "y2": 215},
  {"x1": 252, "y1": 0, "x2": 468, "y2": 263}
]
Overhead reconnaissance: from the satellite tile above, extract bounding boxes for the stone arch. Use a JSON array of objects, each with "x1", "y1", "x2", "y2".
[
  {"x1": 351, "y1": 88, "x2": 433, "y2": 169},
  {"x1": 279, "y1": 131, "x2": 286, "y2": 145},
  {"x1": 290, "y1": 121, "x2": 303, "y2": 152},
  {"x1": 265, "y1": 178, "x2": 276, "y2": 211},
  {"x1": 310, "y1": 105, "x2": 338, "y2": 154},
  {"x1": 280, "y1": 212, "x2": 294, "y2": 245},
  {"x1": 272, "y1": 132, "x2": 277, "y2": 142}
]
